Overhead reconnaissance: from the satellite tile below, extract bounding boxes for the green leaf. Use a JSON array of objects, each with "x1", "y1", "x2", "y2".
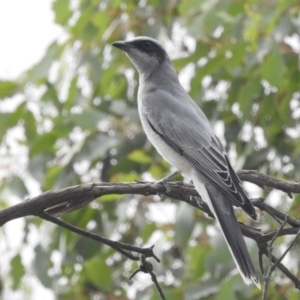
[
  {"x1": 10, "y1": 254, "x2": 25, "y2": 290},
  {"x1": 244, "y1": 8, "x2": 262, "y2": 50},
  {"x1": 178, "y1": 0, "x2": 202, "y2": 17},
  {"x1": 34, "y1": 245, "x2": 52, "y2": 288},
  {"x1": 24, "y1": 109, "x2": 37, "y2": 143},
  {"x1": 148, "y1": 164, "x2": 165, "y2": 179},
  {"x1": 223, "y1": 42, "x2": 248, "y2": 70},
  {"x1": 71, "y1": 7, "x2": 97, "y2": 42},
  {"x1": 184, "y1": 283, "x2": 218, "y2": 299},
  {"x1": 52, "y1": 0, "x2": 72, "y2": 26},
  {"x1": 174, "y1": 203, "x2": 195, "y2": 248},
  {"x1": 28, "y1": 42, "x2": 62, "y2": 82},
  {"x1": 238, "y1": 78, "x2": 261, "y2": 119},
  {"x1": 110, "y1": 172, "x2": 140, "y2": 182},
  {"x1": 44, "y1": 165, "x2": 63, "y2": 190},
  {"x1": 9, "y1": 176, "x2": 28, "y2": 198},
  {"x1": 0, "y1": 101, "x2": 26, "y2": 141},
  {"x1": 42, "y1": 81, "x2": 61, "y2": 108},
  {"x1": 91, "y1": 11, "x2": 109, "y2": 35},
  {"x1": 63, "y1": 110, "x2": 107, "y2": 130},
  {"x1": 261, "y1": 52, "x2": 286, "y2": 87},
  {"x1": 216, "y1": 277, "x2": 237, "y2": 300},
  {"x1": 128, "y1": 149, "x2": 152, "y2": 164},
  {"x1": 187, "y1": 244, "x2": 211, "y2": 279},
  {"x1": 141, "y1": 223, "x2": 157, "y2": 242},
  {"x1": 76, "y1": 133, "x2": 117, "y2": 162},
  {"x1": 99, "y1": 194, "x2": 123, "y2": 202},
  {"x1": 206, "y1": 233, "x2": 235, "y2": 281},
  {"x1": 65, "y1": 76, "x2": 78, "y2": 110},
  {"x1": 173, "y1": 42, "x2": 211, "y2": 70},
  {"x1": 151, "y1": 287, "x2": 182, "y2": 300},
  {"x1": 0, "y1": 80, "x2": 20, "y2": 98},
  {"x1": 216, "y1": 11, "x2": 239, "y2": 24},
  {"x1": 84, "y1": 259, "x2": 113, "y2": 292},
  {"x1": 29, "y1": 131, "x2": 58, "y2": 157}
]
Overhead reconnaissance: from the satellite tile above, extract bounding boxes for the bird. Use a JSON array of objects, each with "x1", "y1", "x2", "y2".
[{"x1": 112, "y1": 36, "x2": 260, "y2": 287}]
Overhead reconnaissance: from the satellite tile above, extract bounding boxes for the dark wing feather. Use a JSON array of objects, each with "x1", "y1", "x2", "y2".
[{"x1": 142, "y1": 88, "x2": 256, "y2": 219}]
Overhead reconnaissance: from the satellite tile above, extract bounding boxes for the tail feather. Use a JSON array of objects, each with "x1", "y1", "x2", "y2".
[{"x1": 192, "y1": 169, "x2": 260, "y2": 288}]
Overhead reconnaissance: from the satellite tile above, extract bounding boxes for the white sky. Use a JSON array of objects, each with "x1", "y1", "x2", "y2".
[{"x1": 0, "y1": 0, "x2": 62, "y2": 79}]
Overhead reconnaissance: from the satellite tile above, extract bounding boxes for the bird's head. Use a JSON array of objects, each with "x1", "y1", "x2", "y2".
[{"x1": 112, "y1": 36, "x2": 168, "y2": 78}]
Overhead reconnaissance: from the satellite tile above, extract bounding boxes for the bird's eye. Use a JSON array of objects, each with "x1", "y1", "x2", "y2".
[{"x1": 144, "y1": 41, "x2": 151, "y2": 48}]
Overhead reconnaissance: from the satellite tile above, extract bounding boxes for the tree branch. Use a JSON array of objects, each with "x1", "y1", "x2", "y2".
[
  {"x1": 0, "y1": 170, "x2": 300, "y2": 297},
  {"x1": 39, "y1": 211, "x2": 160, "y2": 262},
  {"x1": 0, "y1": 181, "x2": 198, "y2": 226},
  {"x1": 237, "y1": 170, "x2": 300, "y2": 197},
  {"x1": 258, "y1": 242, "x2": 300, "y2": 290},
  {"x1": 261, "y1": 217, "x2": 288, "y2": 300}
]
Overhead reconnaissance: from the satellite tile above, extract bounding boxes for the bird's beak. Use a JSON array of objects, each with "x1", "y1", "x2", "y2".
[{"x1": 112, "y1": 41, "x2": 131, "y2": 52}]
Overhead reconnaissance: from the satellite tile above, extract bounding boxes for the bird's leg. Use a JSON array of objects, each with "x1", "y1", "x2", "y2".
[
  {"x1": 190, "y1": 195, "x2": 205, "y2": 209},
  {"x1": 189, "y1": 180, "x2": 205, "y2": 209},
  {"x1": 158, "y1": 170, "x2": 179, "y2": 183},
  {"x1": 155, "y1": 170, "x2": 179, "y2": 194}
]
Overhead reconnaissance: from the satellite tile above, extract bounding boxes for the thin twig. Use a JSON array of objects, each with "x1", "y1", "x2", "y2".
[
  {"x1": 269, "y1": 217, "x2": 288, "y2": 250},
  {"x1": 258, "y1": 243, "x2": 300, "y2": 290},
  {"x1": 272, "y1": 230, "x2": 300, "y2": 270},
  {"x1": 261, "y1": 217, "x2": 300, "y2": 300},
  {"x1": 252, "y1": 199, "x2": 300, "y2": 227},
  {"x1": 258, "y1": 247, "x2": 265, "y2": 275},
  {"x1": 39, "y1": 211, "x2": 160, "y2": 262},
  {"x1": 262, "y1": 217, "x2": 288, "y2": 299},
  {"x1": 237, "y1": 170, "x2": 300, "y2": 195},
  {"x1": 0, "y1": 174, "x2": 299, "y2": 297},
  {"x1": 129, "y1": 255, "x2": 166, "y2": 300}
]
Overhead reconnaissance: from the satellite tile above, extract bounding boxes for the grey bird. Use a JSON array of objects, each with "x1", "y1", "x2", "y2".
[{"x1": 112, "y1": 36, "x2": 260, "y2": 287}]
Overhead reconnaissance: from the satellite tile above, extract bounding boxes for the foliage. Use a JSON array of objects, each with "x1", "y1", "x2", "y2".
[{"x1": 0, "y1": 0, "x2": 300, "y2": 299}]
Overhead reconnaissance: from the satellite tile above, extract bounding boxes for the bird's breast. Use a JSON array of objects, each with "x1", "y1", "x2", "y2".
[{"x1": 137, "y1": 94, "x2": 192, "y2": 180}]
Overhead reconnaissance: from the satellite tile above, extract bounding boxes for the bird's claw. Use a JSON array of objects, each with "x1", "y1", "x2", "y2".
[
  {"x1": 156, "y1": 178, "x2": 171, "y2": 194},
  {"x1": 155, "y1": 170, "x2": 179, "y2": 196},
  {"x1": 190, "y1": 195, "x2": 204, "y2": 208}
]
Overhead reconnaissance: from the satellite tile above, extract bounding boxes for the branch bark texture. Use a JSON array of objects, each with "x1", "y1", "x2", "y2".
[{"x1": 0, "y1": 169, "x2": 300, "y2": 297}]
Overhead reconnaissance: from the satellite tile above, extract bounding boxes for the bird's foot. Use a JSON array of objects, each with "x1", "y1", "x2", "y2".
[
  {"x1": 190, "y1": 195, "x2": 204, "y2": 208},
  {"x1": 155, "y1": 170, "x2": 179, "y2": 194}
]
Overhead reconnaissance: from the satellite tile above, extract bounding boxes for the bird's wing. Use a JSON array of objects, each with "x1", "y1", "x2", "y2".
[{"x1": 142, "y1": 88, "x2": 255, "y2": 217}]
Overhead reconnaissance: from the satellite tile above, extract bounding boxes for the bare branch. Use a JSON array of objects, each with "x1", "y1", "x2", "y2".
[
  {"x1": 0, "y1": 171, "x2": 300, "y2": 295},
  {"x1": 258, "y1": 241, "x2": 300, "y2": 290},
  {"x1": 39, "y1": 211, "x2": 160, "y2": 262},
  {"x1": 1, "y1": 170, "x2": 299, "y2": 226},
  {"x1": 0, "y1": 180, "x2": 299, "y2": 246},
  {"x1": 237, "y1": 170, "x2": 300, "y2": 196},
  {"x1": 129, "y1": 255, "x2": 166, "y2": 300},
  {"x1": 258, "y1": 224, "x2": 300, "y2": 300},
  {"x1": 252, "y1": 199, "x2": 300, "y2": 227},
  {"x1": 0, "y1": 181, "x2": 197, "y2": 226},
  {"x1": 262, "y1": 217, "x2": 289, "y2": 300}
]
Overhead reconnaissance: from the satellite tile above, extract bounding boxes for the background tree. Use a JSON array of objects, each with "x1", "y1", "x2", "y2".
[{"x1": 0, "y1": 0, "x2": 300, "y2": 299}]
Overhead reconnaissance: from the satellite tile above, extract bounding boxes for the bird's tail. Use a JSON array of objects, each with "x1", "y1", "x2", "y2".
[{"x1": 192, "y1": 170, "x2": 260, "y2": 288}]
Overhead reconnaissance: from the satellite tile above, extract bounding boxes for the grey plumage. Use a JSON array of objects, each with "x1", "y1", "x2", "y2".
[{"x1": 112, "y1": 36, "x2": 260, "y2": 287}]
